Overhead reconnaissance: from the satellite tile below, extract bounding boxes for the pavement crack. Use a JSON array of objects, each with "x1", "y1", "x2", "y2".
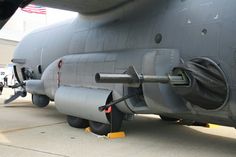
[{"x1": 0, "y1": 143, "x2": 70, "y2": 157}]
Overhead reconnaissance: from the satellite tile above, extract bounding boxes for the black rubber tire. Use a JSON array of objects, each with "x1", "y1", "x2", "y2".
[
  {"x1": 32, "y1": 94, "x2": 50, "y2": 108},
  {"x1": 89, "y1": 106, "x2": 123, "y2": 135},
  {"x1": 67, "y1": 115, "x2": 89, "y2": 128},
  {"x1": 160, "y1": 115, "x2": 179, "y2": 122}
]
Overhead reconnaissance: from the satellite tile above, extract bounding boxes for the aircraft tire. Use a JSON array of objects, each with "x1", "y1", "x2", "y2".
[
  {"x1": 159, "y1": 115, "x2": 179, "y2": 122},
  {"x1": 67, "y1": 115, "x2": 89, "y2": 128},
  {"x1": 89, "y1": 106, "x2": 123, "y2": 135},
  {"x1": 32, "y1": 94, "x2": 50, "y2": 108}
]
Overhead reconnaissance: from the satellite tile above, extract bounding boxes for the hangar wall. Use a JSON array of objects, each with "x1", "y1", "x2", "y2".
[{"x1": 0, "y1": 38, "x2": 18, "y2": 67}]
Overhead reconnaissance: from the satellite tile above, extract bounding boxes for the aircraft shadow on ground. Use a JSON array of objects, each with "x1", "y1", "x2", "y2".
[{"x1": 123, "y1": 115, "x2": 236, "y2": 154}]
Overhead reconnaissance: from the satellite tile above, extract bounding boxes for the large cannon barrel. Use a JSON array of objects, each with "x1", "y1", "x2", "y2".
[
  {"x1": 96, "y1": 73, "x2": 170, "y2": 83},
  {"x1": 141, "y1": 75, "x2": 170, "y2": 83},
  {"x1": 95, "y1": 73, "x2": 134, "y2": 83},
  {"x1": 95, "y1": 72, "x2": 187, "y2": 85}
]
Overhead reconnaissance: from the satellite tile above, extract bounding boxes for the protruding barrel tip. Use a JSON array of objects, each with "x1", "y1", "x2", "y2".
[{"x1": 95, "y1": 73, "x2": 101, "y2": 83}]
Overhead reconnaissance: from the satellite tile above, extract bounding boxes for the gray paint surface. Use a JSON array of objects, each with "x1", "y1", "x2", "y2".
[
  {"x1": 55, "y1": 86, "x2": 111, "y2": 124},
  {"x1": 9, "y1": 0, "x2": 236, "y2": 127}
]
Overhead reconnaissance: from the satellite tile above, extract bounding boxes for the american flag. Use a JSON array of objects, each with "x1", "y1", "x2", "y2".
[{"x1": 21, "y1": 4, "x2": 46, "y2": 14}]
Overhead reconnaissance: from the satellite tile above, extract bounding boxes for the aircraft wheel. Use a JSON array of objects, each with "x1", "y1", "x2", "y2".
[
  {"x1": 67, "y1": 115, "x2": 89, "y2": 128},
  {"x1": 32, "y1": 94, "x2": 50, "y2": 108},
  {"x1": 159, "y1": 115, "x2": 179, "y2": 122},
  {"x1": 89, "y1": 106, "x2": 123, "y2": 135}
]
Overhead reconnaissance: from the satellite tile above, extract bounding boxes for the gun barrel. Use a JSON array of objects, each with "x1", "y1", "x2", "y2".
[
  {"x1": 95, "y1": 73, "x2": 135, "y2": 83},
  {"x1": 142, "y1": 75, "x2": 169, "y2": 83},
  {"x1": 95, "y1": 73, "x2": 186, "y2": 85}
]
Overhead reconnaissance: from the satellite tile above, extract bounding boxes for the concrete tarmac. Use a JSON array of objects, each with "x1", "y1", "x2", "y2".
[{"x1": 0, "y1": 88, "x2": 236, "y2": 157}]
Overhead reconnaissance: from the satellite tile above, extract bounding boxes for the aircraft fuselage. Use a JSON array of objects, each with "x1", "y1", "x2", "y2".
[{"x1": 12, "y1": 0, "x2": 236, "y2": 129}]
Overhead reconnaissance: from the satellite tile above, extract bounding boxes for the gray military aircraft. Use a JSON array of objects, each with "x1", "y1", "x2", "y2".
[{"x1": 0, "y1": 0, "x2": 236, "y2": 135}]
